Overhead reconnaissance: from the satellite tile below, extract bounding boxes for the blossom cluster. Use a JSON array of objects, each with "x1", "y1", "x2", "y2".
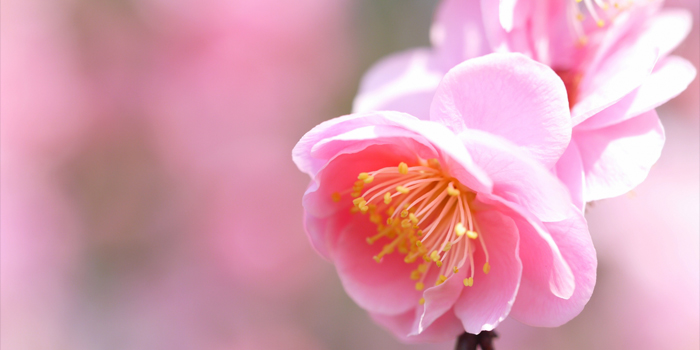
[{"x1": 293, "y1": 0, "x2": 695, "y2": 342}]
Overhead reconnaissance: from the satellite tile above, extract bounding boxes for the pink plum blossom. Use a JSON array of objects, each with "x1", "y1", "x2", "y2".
[
  {"x1": 294, "y1": 53, "x2": 596, "y2": 341},
  {"x1": 353, "y1": 0, "x2": 697, "y2": 210}
]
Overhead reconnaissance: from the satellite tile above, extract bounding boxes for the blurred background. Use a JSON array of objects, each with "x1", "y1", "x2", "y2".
[{"x1": 1, "y1": 0, "x2": 697, "y2": 349}]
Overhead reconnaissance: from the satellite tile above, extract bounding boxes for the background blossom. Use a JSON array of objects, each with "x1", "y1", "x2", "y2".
[{"x1": 1, "y1": 0, "x2": 698, "y2": 349}]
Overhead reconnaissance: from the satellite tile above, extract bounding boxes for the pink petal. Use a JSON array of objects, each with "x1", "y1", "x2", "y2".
[
  {"x1": 430, "y1": 53, "x2": 571, "y2": 168},
  {"x1": 293, "y1": 111, "x2": 492, "y2": 194},
  {"x1": 460, "y1": 129, "x2": 573, "y2": 222},
  {"x1": 370, "y1": 308, "x2": 464, "y2": 343},
  {"x1": 576, "y1": 110, "x2": 665, "y2": 202},
  {"x1": 554, "y1": 140, "x2": 585, "y2": 212},
  {"x1": 634, "y1": 8, "x2": 693, "y2": 59},
  {"x1": 476, "y1": 194, "x2": 576, "y2": 300},
  {"x1": 351, "y1": 49, "x2": 443, "y2": 120},
  {"x1": 479, "y1": 0, "x2": 534, "y2": 56},
  {"x1": 430, "y1": 0, "x2": 491, "y2": 65},
  {"x1": 416, "y1": 264, "x2": 468, "y2": 335},
  {"x1": 572, "y1": 26, "x2": 660, "y2": 124},
  {"x1": 453, "y1": 209, "x2": 522, "y2": 334},
  {"x1": 332, "y1": 215, "x2": 422, "y2": 315},
  {"x1": 510, "y1": 210, "x2": 597, "y2": 327},
  {"x1": 576, "y1": 56, "x2": 697, "y2": 131}
]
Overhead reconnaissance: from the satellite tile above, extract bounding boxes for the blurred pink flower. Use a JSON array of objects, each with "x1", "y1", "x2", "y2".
[
  {"x1": 353, "y1": 0, "x2": 696, "y2": 210},
  {"x1": 294, "y1": 53, "x2": 596, "y2": 342}
]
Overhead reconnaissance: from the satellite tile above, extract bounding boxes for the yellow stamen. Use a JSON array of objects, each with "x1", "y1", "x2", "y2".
[
  {"x1": 453, "y1": 266, "x2": 459, "y2": 274},
  {"x1": 384, "y1": 192, "x2": 392, "y2": 204},
  {"x1": 364, "y1": 176, "x2": 374, "y2": 184},
  {"x1": 410, "y1": 270, "x2": 421, "y2": 280},
  {"x1": 396, "y1": 185, "x2": 410, "y2": 194},
  {"x1": 398, "y1": 162, "x2": 409, "y2": 174},
  {"x1": 442, "y1": 242, "x2": 452, "y2": 252},
  {"x1": 455, "y1": 223, "x2": 467, "y2": 237},
  {"x1": 358, "y1": 172, "x2": 369, "y2": 180},
  {"x1": 467, "y1": 230, "x2": 478, "y2": 239},
  {"x1": 597, "y1": 19, "x2": 605, "y2": 27},
  {"x1": 483, "y1": 262, "x2": 491, "y2": 274},
  {"x1": 430, "y1": 250, "x2": 440, "y2": 262},
  {"x1": 463, "y1": 277, "x2": 474, "y2": 287},
  {"x1": 435, "y1": 275, "x2": 447, "y2": 286},
  {"x1": 419, "y1": 297, "x2": 425, "y2": 305},
  {"x1": 447, "y1": 183, "x2": 460, "y2": 197},
  {"x1": 415, "y1": 282, "x2": 425, "y2": 291}
]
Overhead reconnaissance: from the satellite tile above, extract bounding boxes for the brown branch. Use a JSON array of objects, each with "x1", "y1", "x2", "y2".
[{"x1": 455, "y1": 330, "x2": 498, "y2": 350}]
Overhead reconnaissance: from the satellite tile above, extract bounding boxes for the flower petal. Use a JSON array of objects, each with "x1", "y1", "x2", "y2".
[
  {"x1": 510, "y1": 209, "x2": 597, "y2": 327},
  {"x1": 430, "y1": 53, "x2": 571, "y2": 168},
  {"x1": 554, "y1": 140, "x2": 585, "y2": 212},
  {"x1": 370, "y1": 308, "x2": 464, "y2": 343},
  {"x1": 332, "y1": 214, "x2": 422, "y2": 315},
  {"x1": 576, "y1": 110, "x2": 665, "y2": 202},
  {"x1": 415, "y1": 264, "x2": 467, "y2": 335},
  {"x1": 352, "y1": 49, "x2": 443, "y2": 120},
  {"x1": 572, "y1": 28, "x2": 660, "y2": 124},
  {"x1": 430, "y1": 0, "x2": 491, "y2": 66},
  {"x1": 453, "y1": 209, "x2": 522, "y2": 334},
  {"x1": 460, "y1": 129, "x2": 573, "y2": 222},
  {"x1": 476, "y1": 194, "x2": 576, "y2": 300},
  {"x1": 576, "y1": 56, "x2": 697, "y2": 131}
]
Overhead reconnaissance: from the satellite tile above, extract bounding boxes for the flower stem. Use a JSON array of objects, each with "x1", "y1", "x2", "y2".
[{"x1": 455, "y1": 330, "x2": 497, "y2": 350}]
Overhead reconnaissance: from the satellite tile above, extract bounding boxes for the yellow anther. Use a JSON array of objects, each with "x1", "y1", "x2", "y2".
[
  {"x1": 467, "y1": 230, "x2": 478, "y2": 239},
  {"x1": 419, "y1": 297, "x2": 425, "y2": 305},
  {"x1": 409, "y1": 213, "x2": 418, "y2": 224},
  {"x1": 387, "y1": 206, "x2": 395, "y2": 215},
  {"x1": 463, "y1": 277, "x2": 474, "y2": 287},
  {"x1": 455, "y1": 223, "x2": 467, "y2": 237},
  {"x1": 398, "y1": 245, "x2": 409, "y2": 254},
  {"x1": 360, "y1": 206, "x2": 369, "y2": 214},
  {"x1": 447, "y1": 183, "x2": 460, "y2": 197},
  {"x1": 400, "y1": 209, "x2": 409, "y2": 218},
  {"x1": 358, "y1": 172, "x2": 369, "y2": 180},
  {"x1": 370, "y1": 213, "x2": 382, "y2": 224},
  {"x1": 453, "y1": 266, "x2": 459, "y2": 274},
  {"x1": 410, "y1": 270, "x2": 421, "y2": 280},
  {"x1": 331, "y1": 192, "x2": 341, "y2": 202},
  {"x1": 576, "y1": 0, "x2": 582, "y2": 2},
  {"x1": 363, "y1": 176, "x2": 374, "y2": 184},
  {"x1": 417, "y1": 264, "x2": 428, "y2": 273},
  {"x1": 396, "y1": 185, "x2": 409, "y2": 194},
  {"x1": 483, "y1": 262, "x2": 491, "y2": 274},
  {"x1": 442, "y1": 242, "x2": 452, "y2": 252},
  {"x1": 384, "y1": 192, "x2": 392, "y2": 204},
  {"x1": 386, "y1": 217, "x2": 394, "y2": 225},
  {"x1": 435, "y1": 275, "x2": 447, "y2": 286},
  {"x1": 597, "y1": 19, "x2": 605, "y2": 27},
  {"x1": 353, "y1": 197, "x2": 366, "y2": 206},
  {"x1": 415, "y1": 282, "x2": 425, "y2": 291},
  {"x1": 430, "y1": 250, "x2": 440, "y2": 262},
  {"x1": 404, "y1": 255, "x2": 417, "y2": 263},
  {"x1": 373, "y1": 256, "x2": 381, "y2": 263},
  {"x1": 351, "y1": 191, "x2": 361, "y2": 198},
  {"x1": 415, "y1": 240, "x2": 422, "y2": 247},
  {"x1": 401, "y1": 219, "x2": 412, "y2": 228},
  {"x1": 423, "y1": 255, "x2": 431, "y2": 262},
  {"x1": 428, "y1": 159, "x2": 440, "y2": 168},
  {"x1": 436, "y1": 261, "x2": 443, "y2": 267},
  {"x1": 398, "y1": 162, "x2": 409, "y2": 174},
  {"x1": 416, "y1": 230, "x2": 423, "y2": 237}
]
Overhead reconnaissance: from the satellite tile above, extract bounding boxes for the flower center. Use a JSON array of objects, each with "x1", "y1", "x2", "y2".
[
  {"x1": 332, "y1": 159, "x2": 490, "y2": 304},
  {"x1": 569, "y1": 0, "x2": 640, "y2": 45}
]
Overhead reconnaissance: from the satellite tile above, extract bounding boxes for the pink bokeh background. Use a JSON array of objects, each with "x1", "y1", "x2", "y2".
[{"x1": 2, "y1": 0, "x2": 697, "y2": 349}]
